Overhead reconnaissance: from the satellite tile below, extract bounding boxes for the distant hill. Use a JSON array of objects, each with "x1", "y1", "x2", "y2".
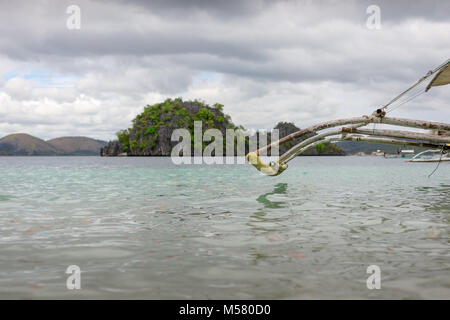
[
  {"x1": 273, "y1": 122, "x2": 345, "y2": 156},
  {"x1": 336, "y1": 141, "x2": 428, "y2": 155},
  {"x1": 0, "y1": 133, "x2": 106, "y2": 156},
  {"x1": 0, "y1": 133, "x2": 59, "y2": 155},
  {"x1": 47, "y1": 137, "x2": 107, "y2": 155}
]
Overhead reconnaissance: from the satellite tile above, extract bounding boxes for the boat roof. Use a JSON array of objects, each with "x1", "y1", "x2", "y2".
[{"x1": 426, "y1": 59, "x2": 450, "y2": 91}]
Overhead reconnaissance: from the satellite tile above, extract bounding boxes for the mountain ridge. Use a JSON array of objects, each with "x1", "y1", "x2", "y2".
[{"x1": 0, "y1": 133, "x2": 107, "y2": 156}]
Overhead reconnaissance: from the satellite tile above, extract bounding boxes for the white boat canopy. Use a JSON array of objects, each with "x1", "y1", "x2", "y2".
[{"x1": 426, "y1": 59, "x2": 450, "y2": 91}]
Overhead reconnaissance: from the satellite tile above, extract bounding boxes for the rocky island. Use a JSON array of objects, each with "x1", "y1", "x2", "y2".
[
  {"x1": 101, "y1": 98, "x2": 238, "y2": 156},
  {"x1": 101, "y1": 98, "x2": 345, "y2": 157}
]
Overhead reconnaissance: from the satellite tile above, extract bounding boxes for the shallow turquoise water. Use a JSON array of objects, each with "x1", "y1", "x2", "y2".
[{"x1": 0, "y1": 156, "x2": 449, "y2": 299}]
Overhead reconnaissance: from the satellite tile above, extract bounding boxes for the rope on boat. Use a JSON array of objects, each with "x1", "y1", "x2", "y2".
[
  {"x1": 428, "y1": 146, "x2": 445, "y2": 178},
  {"x1": 385, "y1": 83, "x2": 427, "y2": 114},
  {"x1": 383, "y1": 60, "x2": 450, "y2": 114}
]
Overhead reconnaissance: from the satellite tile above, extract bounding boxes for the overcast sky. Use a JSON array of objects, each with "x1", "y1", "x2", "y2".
[{"x1": 0, "y1": 0, "x2": 449, "y2": 140}]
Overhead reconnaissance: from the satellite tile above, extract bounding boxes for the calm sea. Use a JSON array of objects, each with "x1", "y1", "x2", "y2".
[{"x1": 0, "y1": 156, "x2": 449, "y2": 299}]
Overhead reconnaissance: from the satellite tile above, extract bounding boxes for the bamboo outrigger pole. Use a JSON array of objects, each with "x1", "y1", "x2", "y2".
[{"x1": 246, "y1": 59, "x2": 450, "y2": 176}]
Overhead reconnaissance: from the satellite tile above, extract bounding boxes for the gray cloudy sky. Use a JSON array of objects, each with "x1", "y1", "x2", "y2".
[{"x1": 0, "y1": 0, "x2": 449, "y2": 140}]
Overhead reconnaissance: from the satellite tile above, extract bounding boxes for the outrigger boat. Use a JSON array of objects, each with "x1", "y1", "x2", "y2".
[
  {"x1": 407, "y1": 149, "x2": 450, "y2": 163},
  {"x1": 247, "y1": 59, "x2": 450, "y2": 175}
]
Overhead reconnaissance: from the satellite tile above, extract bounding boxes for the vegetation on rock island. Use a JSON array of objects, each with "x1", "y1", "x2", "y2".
[{"x1": 100, "y1": 98, "x2": 345, "y2": 157}]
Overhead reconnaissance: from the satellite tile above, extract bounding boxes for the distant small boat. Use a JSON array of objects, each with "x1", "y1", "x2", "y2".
[
  {"x1": 407, "y1": 149, "x2": 450, "y2": 162},
  {"x1": 385, "y1": 149, "x2": 415, "y2": 159}
]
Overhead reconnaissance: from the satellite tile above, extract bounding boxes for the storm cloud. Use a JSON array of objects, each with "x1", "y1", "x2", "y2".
[{"x1": 0, "y1": 0, "x2": 449, "y2": 140}]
